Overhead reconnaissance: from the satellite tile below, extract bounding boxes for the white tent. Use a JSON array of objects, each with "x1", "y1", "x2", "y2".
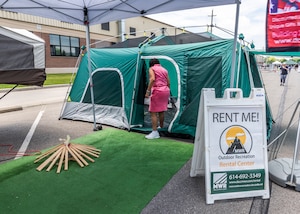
[
  {"x1": 0, "y1": 1, "x2": 239, "y2": 25},
  {"x1": 0, "y1": 26, "x2": 45, "y2": 86},
  {"x1": 272, "y1": 61, "x2": 281, "y2": 65},
  {"x1": 270, "y1": 60, "x2": 281, "y2": 71},
  {"x1": 0, "y1": 0, "x2": 241, "y2": 129}
]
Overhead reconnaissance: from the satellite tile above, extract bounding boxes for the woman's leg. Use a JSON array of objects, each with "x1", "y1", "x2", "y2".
[
  {"x1": 158, "y1": 112, "x2": 164, "y2": 128},
  {"x1": 151, "y1": 112, "x2": 158, "y2": 131},
  {"x1": 145, "y1": 112, "x2": 160, "y2": 139}
]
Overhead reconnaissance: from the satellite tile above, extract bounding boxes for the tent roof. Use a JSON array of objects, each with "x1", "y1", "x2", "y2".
[
  {"x1": 1, "y1": 26, "x2": 45, "y2": 43},
  {"x1": 109, "y1": 32, "x2": 215, "y2": 48},
  {"x1": 272, "y1": 61, "x2": 281, "y2": 65},
  {"x1": 250, "y1": 50, "x2": 300, "y2": 57},
  {"x1": 198, "y1": 31, "x2": 224, "y2": 40},
  {"x1": 0, "y1": 0, "x2": 238, "y2": 25},
  {"x1": 285, "y1": 59, "x2": 297, "y2": 65}
]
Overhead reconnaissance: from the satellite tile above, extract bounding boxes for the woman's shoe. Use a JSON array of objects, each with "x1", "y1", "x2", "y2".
[{"x1": 145, "y1": 131, "x2": 160, "y2": 139}]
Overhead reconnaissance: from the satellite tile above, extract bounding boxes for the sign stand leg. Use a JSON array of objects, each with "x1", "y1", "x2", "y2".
[{"x1": 269, "y1": 112, "x2": 300, "y2": 191}]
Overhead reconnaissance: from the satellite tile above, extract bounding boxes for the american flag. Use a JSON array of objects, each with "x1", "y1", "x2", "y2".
[{"x1": 270, "y1": 0, "x2": 278, "y2": 13}]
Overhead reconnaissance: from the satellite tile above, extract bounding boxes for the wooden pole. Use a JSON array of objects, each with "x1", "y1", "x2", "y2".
[{"x1": 34, "y1": 135, "x2": 101, "y2": 173}]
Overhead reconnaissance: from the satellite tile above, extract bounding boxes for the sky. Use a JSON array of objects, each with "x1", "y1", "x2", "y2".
[{"x1": 147, "y1": 0, "x2": 268, "y2": 50}]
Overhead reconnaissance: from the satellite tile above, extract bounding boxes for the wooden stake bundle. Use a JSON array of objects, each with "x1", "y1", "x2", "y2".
[{"x1": 34, "y1": 135, "x2": 101, "y2": 173}]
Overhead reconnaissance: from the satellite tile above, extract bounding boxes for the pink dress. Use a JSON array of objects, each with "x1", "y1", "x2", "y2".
[{"x1": 149, "y1": 64, "x2": 170, "y2": 112}]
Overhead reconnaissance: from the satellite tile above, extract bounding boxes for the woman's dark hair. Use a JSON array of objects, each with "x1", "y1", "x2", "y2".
[{"x1": 149, "y1": 58, "x2": 160, "y2": 67}]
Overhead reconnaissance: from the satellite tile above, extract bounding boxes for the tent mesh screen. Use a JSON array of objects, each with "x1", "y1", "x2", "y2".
[{"x1": 83, "y1": 70, "x2": 122, "y2": 106}]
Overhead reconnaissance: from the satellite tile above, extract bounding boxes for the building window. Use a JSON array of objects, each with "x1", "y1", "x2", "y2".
[
  {"x1": 49, "y1": 34, "x2": 80, "y2": 57},
  {"x1": 101, "y1": 22, "x2": 110, "y2": 31},
  {"x1": 130, "y1": 27, "x2": 136, "y2": 36}
]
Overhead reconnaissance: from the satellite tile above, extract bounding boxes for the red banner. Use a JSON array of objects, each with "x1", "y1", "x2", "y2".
[{"x1": 266, "y1": 0, "x2": 300, "y2": 52}]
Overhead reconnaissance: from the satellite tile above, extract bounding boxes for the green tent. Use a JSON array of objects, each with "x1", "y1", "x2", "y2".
[
  {"x1": 285, "y1": 59, "x2": 297, "y2": 65},
  {"x1": 61, "y1": 39, "x2": 273, "y2": 138}
]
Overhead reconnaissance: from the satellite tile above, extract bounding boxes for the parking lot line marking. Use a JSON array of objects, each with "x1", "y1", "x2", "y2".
[{"x1": 14, "y1": 109, "x2": 45, "y2": 160}]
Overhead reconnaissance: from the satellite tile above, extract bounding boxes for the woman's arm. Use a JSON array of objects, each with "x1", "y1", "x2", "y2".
[{"x1": 145, "y1": 68, "x2": 155, "y2": 98}]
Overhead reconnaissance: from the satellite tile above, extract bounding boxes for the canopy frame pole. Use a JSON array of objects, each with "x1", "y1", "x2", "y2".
[
  {"x1": 84, "y1": 7, "x2": 98, "y2": 131},
  {"x1": 244, "y1": 49, "x2": 254, "y2": 88},
  {"x1": 230, "y1": 0, "x2": 241, "y2": 88},
  {"x1": 59, "y1": 48, "x2": 85, "y2": 119},
  {"x1": 236, "y1": 39, "x2": 242, "y2": 88},
  {"x1": 128, "y1": 50, "x2": 142, "y2": 129}
]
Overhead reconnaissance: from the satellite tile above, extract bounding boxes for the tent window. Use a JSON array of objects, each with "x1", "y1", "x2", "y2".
[
  {"x1": 179, "y1": 56, "x2": 222, "y2": 126},
  {"x1": 50, "y1": 34, "x2": 80, "y2": 57},
  {"x1": 83, "y1": 70, "x2": 122, "y2": 107}
]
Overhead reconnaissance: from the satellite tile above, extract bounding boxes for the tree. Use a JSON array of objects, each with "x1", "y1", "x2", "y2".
[
  {"x1": 280, "y1": 58, "x2": 287, "y2": 64},
  {"x1": 266, "y1": 56, "x2": 276, "y2": 64},
  {"x1": 293, "y1": 58, "x2": 300, "y2": 63}
]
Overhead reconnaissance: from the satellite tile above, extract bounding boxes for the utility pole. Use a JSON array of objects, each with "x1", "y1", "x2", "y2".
[{"x1": 208, "y1": 9, "x2": 216, "y2": 33}]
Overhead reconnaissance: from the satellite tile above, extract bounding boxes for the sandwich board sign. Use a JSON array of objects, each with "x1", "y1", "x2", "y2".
[{"x1": 190, "y1": 88, "x2": 270, "y2": 204}]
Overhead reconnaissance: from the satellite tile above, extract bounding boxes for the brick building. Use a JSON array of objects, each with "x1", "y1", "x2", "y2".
[{"x1": 0, "y1": 10, "x2": 181, "y2": 73}]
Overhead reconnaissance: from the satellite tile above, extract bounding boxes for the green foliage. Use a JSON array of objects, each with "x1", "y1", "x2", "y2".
[
  {"x1": 280, "y1": 59, "x2": 287, "y2": 63},
  {"x1": 266, "y1": 56, "x2": 276, "y2": 64},
  {"x1": 266, "y1": 56, "x2": 300, "y2": 65}
]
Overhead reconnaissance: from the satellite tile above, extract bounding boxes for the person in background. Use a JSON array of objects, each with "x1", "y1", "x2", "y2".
[
  {"x1": 280, "y1": 64, "x2": 288, "y2": 86},
  {"x1": 145, "y1": 58, "x2": 170, "y2": 139}
]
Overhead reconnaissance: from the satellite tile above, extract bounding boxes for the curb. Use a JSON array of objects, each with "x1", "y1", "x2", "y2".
[
  {"x1": 0, "y1": 106, "x2": 23, "y2": 113},
  {"x1": 0, "y1": 85, "x2": 69, "y2": 114},
  {"x1": 0, "y1": 84, "x2": 69, "y2": 93}
]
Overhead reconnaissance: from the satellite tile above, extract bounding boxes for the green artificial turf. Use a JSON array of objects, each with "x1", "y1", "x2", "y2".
[{"x1": 0, "y1": 128, "x2": 193, "y2": 214}]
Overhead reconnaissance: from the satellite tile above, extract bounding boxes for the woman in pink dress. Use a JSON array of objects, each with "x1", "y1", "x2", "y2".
[{"x1": 145, "y1": 58, "x2": 170, "y2": 139}]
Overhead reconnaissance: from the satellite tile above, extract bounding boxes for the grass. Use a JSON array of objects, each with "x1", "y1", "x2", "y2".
[
  {"x1": 0, "y1": 73, "x2": 74, "y2": 89},
  {"x1": 44, "y1": 73, "x2": 74, "y2": 85}
]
